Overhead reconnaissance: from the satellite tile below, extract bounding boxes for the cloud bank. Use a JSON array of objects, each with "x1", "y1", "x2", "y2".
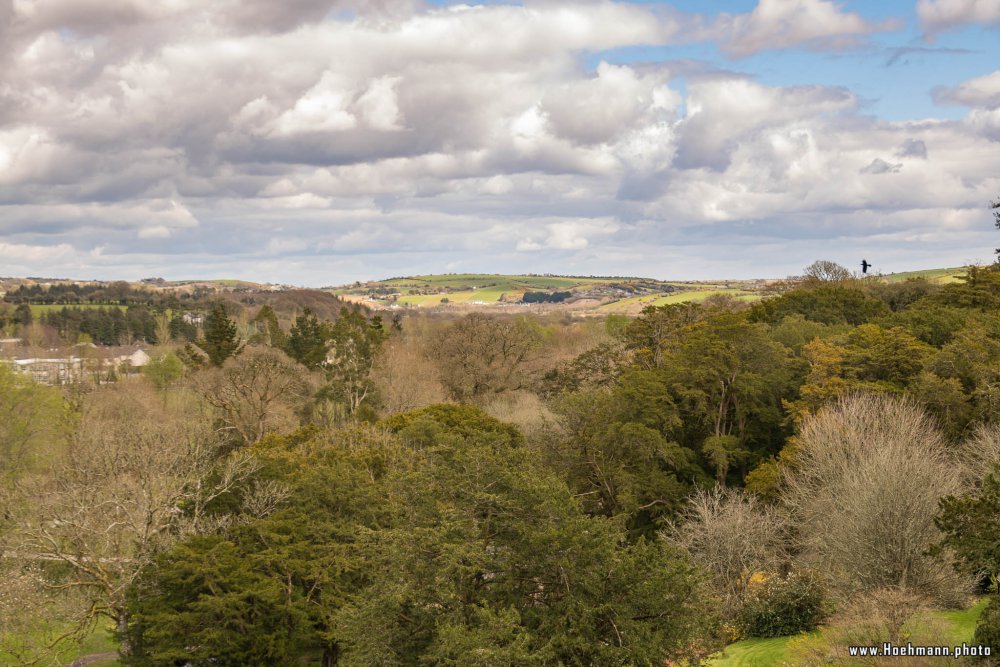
[{"x1": 0, "y1": 0, "x2": 998, "y2": 283}]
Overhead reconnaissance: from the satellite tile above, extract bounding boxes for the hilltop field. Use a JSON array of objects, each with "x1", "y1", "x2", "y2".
[{"x1": 330, "y1": 267, "x2": 968, "y2": 315}]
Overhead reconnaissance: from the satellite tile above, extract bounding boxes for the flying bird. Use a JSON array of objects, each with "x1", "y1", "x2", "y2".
[{"x1": 861, "y1": 259, "x2": 871, "y2": 274}]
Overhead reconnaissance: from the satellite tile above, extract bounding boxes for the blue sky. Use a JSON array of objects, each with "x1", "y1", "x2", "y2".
[{"x1": 0, "y1": 0, "x2": 999, "y2": 284}]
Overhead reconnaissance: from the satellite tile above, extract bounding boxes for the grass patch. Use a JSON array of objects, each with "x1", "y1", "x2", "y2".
[
  {"x1": 881, "y1": 267, "x2": 967, "y2": 285},
  {"x1": 709, "y1": 598, "x2": 988, "y2": 667},
  {"x1": 1, "y1": 621, "x2": 118, "y2": 666},
  {"x1": 709, "y1": 635, "x2": 794, "y2": 667}
]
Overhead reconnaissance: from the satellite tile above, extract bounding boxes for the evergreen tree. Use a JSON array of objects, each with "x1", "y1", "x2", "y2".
[
  {"x1": 284, "y1": 308, "x2": 329, "y2": 370},
  {"x1": 197, "y1": 303, "x2": 242, "y2": 367}
]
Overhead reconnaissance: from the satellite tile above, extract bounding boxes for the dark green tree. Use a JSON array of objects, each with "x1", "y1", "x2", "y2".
[
  {"x1": 13, "y1": 302, "x2": 32, "y2": 326},
  {"x1": 936, "y1": 465, "x2": 1000, "y2": 652},
  {"x1": 196, "y1": 303, "x2": 242, "y2": 367},
  {"x1": 284, "y1": 308, "x2": 329, "y2": 370},
  {"x1": 323, "y1": 309, "x2": 389, "y2": 416}
]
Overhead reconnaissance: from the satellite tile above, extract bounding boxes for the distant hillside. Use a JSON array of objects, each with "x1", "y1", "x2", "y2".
[
  {"x1": 331, "y1": 266, "x2": 977, "y2": 315},
  {"x1": 879, "y1": 267, "x2": 966, "y2": 285},
  {"x1": 331, "y1": 273, "x2": 771, "y2": 315}
]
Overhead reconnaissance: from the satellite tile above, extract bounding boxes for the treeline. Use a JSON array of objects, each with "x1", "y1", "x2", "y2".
[
  {"x1": 4, "y1": 280, "x2": 216, "y2": 306},
  {"x1": 2, "y1": 260, "x2": 1000, "y2": 665},
  {"x1": 38, "y1": 306, "x2": 159, "y2": 346},
  {"x1": 522, "y1": 290, "x2": 571, "y2": 303}
]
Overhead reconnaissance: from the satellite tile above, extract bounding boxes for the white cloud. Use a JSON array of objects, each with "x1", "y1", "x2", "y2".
[
  {"x1": 0, "y1": 1, "x2": 998, "y2": 283},
  {"x1": 934, "y1": 70, "x2": 1000, "y2": 109},
  {"x1": 717, "y1": 0, "x2": 889, "y2": 58},
  {"x1": 0, "y1": 241, "x2": 74, "y2": 261},
  {"x1": 918, "y1": 0, "x2": 1000, "y2": 33},
  {"x1": 860, "y1": 158, "x2": 903, "y2": 174}
]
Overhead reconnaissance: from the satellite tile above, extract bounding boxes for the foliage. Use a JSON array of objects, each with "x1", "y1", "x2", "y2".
[
  {"x1": 126, "y1": 425, "x2": 396, "y2": 666},
  {"x1": 284, "y1": 307, "x2": 329, "y2": 370},
  {"x1": 196, "y1": 303, "x2": 243, "y2": 366},
  {"x1": 125, "y1": 411, "x2": 716, "y2": 666},
  {"x1": 973, "y1": 595, "x2": 1000, "y2": 662},
  {"x1": 522, "y1": 290, "x2": 571, "y2": 303},
  {"x1": 142, "y1": 351, "x2": 185, "y2": 390},
  {"x1": 429, "y1": 313, "x2": 543, "y2": 400},
  {"x1": 322, "y1": 308, "x2": 389, "y2": 416},
  {"x1": 339, "y1": 408, "x2": 716, "y2": 666},
  {"x1": 803, "y1": 260, "x2": 852, "y2": 283},
  {"x1": 0, "y1": 363, "x2": 71, "y2": 477},
  {"x1": 249, "y1": 303, "x2": 286, "y2": 347},
  {"x1": 668, "y1": 488, "x2": 788, "y2": 620},
  {"x1": 739, "y1": 570, "x2": 827, "y2": 638},
  {"x1": 749, "y1": 285, "x2": 889, "y2": 326},
  {"x1": 935, "y1": 464, "x2": 1000, "y2": 587}
]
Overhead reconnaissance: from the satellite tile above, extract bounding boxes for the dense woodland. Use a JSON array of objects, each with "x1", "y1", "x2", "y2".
[{"x1": 2, "y1": 258, "x2": 1000, "y2": 665}]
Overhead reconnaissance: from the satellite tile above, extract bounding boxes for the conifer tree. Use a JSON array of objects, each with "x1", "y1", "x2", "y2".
[{"x1": 197, "y1": 303, "x2": 242, "y2": 367}]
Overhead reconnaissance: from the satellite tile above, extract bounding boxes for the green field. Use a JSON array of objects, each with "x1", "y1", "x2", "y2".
[
  {"x1": 881, "y1": 266, "x2": 967, "y2": 285},
  {"x1": 334, "y1": 266, "x2": 973, "y2": 313},
  {"x1": 709, "y1": 598, "x2": 988, "y2": 667},
  {"x1": 28, "y1": 303, "x2": 129, "y2": 316}
]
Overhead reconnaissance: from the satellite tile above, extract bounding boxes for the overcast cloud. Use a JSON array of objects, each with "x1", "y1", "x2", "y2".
[{"x1": 1, "y1": 0, "x2": 999, "y2": 284}]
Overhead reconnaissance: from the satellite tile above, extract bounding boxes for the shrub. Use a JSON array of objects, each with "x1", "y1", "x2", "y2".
[
  {"x1": 740, "y1": 570, "x2": 827, "y2": 638},
  {"x1": 974, "y1": 595, "x2": 1000, "y2": 663}
]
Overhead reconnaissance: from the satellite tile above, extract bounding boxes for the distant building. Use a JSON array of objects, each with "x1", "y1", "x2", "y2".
[
  {"x1": 182, "y1": 312, "x2": 205, "y2": 326},
  {"x1": 2, "y1": 345, "x2": 150, "y2": 385}
]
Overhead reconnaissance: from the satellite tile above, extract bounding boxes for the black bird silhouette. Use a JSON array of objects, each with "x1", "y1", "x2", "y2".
[{"x1": 861, "y1": 259, "x2": 871, "y2": 274}]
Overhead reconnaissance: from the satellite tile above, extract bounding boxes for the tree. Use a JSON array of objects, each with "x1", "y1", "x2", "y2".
[
  {"x1": 340, "y1": 405, "x2": 715, "y2": 665},
  {"x1": 803, "y1": 260, "x2": 852, "y2": 283},
  {"x1": 196, "y1": 303, "x2": 243, "y2": 366},
  {"x1": 6, "y1": 384, "x2": 258, "y2": 658},
  {"x1": 935, "y1": 464, "x2": 1000, "y2": 653},
  {"x1": 284, "y1": 308, "x2": 329, "y2": 370},
  {"x1": 781, "y1": 394, "x2": 969, "y2": 604},
  {"x1": 993, "y1": 195, "x2": 1000, "y2": 259},
  {"x1": 668, "y1": 488, "x2": 789, "y2": 620},
  {"x1": 323, "y1": 309, "x2": 389, "y2": 417},
  {"x1": 142, "y1": 351, "x2": 185, "y2": 391},
  {"x1": 546, "y1": 383, "x2": 698, "y2": 535},
  {"x1": 0, "y1": 363, "x2": 70, "y2": 477},
  {"x1": 429, "y1": 313, "x2": 543, "y2": 401},
  {"x1": 127, "y1": 425, "x2": 398, "y2": 667},
  {"x1": 13, "y1": 303, "x2": 32, "y2": 326},
  {"x1": 196, "y1": 346, "x2": 309, "y2": 448},
  {"x1": 250, "y1": 304, "x2": 286, "y2": 348},
  {"x1": 370, "y1": 335, "x2": 447, "y2": 415}
]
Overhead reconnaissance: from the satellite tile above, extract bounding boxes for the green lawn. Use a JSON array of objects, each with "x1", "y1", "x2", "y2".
[
  {"x1": 709, "y1": 598, "x2": 988, "y2": 667},
  {"x1": 0, "y1": 621, "x2": 118, "y2": 666},
  {"x1": 709, "y1": 636, "x2": 795, "y2": 667},
  {"x1": 28, "y1": 303, "x2": 128, "y2": 316}
]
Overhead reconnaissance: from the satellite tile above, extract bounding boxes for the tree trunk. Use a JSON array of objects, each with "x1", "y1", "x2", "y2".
[
  {"x1": 322, "y1": 643, "x2": 340, "y2": 667},
  {"x1": 116, "y1": 612, "x2": 131, "y2": 658}
]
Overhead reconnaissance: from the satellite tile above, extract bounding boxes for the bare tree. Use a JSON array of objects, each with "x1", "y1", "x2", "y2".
[
  {"x1": 781, "y1": 393, "x2": 970, "y2": 604},
  {"x1": 666, "y1": 488, "x2": 788, "y2": 619},
  {"x1": 5, "y1": 383, "x2": 259, "y2": 655},
  {"x1": 429, "y1": 313, "x2": 543, "y2": 401},
  {"x1": 195, "y1": 346, "x2": 310, "y2": 447},
  {"x1": 958, "y1": 423, "x2": 1000, "y2": 487},
  {"x1": 803, "y1": 260, "x2": 852, "y2": 283},
  {"x1": 371, "y1": 335, "x2": 447, "y2": 416}
]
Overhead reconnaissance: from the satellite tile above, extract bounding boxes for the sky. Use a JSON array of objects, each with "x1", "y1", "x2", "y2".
[{"x1": 1, "y1": 0, "x2": 999, "y2": 285}]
